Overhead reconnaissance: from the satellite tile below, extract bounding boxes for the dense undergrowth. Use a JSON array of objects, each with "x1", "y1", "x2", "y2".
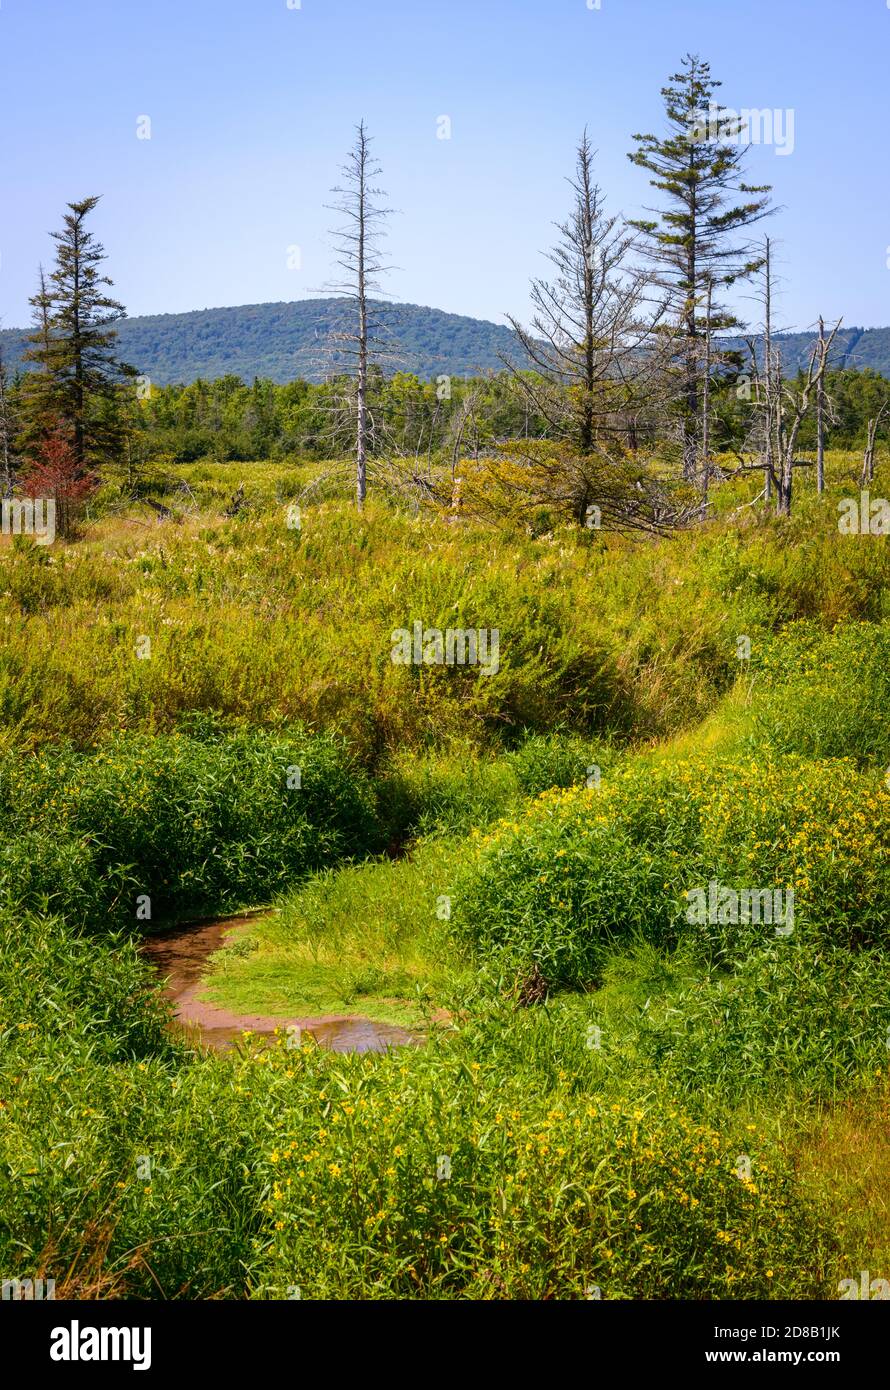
[
  {"x1": 0, "y1": 452, "x2": 887, "y2": 1299},
  {"x1": 0, "y1": 455, "x2": 887, "y2": 756}
]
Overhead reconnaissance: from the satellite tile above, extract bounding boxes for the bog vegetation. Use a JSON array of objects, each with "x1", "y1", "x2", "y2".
[
  {"x1": 0, "y1": 53, "x2": 888, "y2": 1301},
  {"x1": 0, "y1": 446, "x2": 888, "y2": 1299}
]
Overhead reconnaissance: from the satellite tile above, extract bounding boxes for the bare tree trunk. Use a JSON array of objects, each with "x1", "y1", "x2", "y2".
[
  {"x1": 816, "y1": 315, "x2": 826, "y2": 493},
  {"x1": 860, "y1": 420, "x2": 876, "y2": 487},
  {"x1": 450, "y1": 387, "x2": 481, "y2": 481},
  {"x1": 860, "y1": 406, "x2": 886, "y2": 485},
  {"x1": 763, "y1": 238, "x2": 773, "y2": 502},
  {"x1": 578, "y1": 137, "x2": 597, "y2": 453},
  {"x1": 325, "y1": 121, "x2": 390, "y2": 511},
  {"x1": 775, "y1": 337, "x2": 795, "y2": 516},
  {"x1": 776, "y1": 318, "x2": 839, "y2": 516},
  {"x1": 356, "y1": 289, "x2": 367, "y2": 506},
  {"x1": 700, "y1": 275, "x2": 713, "y2": 501},
  {"x1": 774, "y1": 346, "x2": 785, "y2": 508},
  {"x1": 355, "y1": 131, "x2": 369, "y2": 509},
  {"x1": 0, "y1": 352, "x2": 14, "y2": 498}
]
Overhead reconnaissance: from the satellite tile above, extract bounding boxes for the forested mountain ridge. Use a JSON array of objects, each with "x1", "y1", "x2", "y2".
[
  {"x1": 0, "y1": 298, "x2": 529, "y2": 386},
  {"x1": 3, "y1": 294, "x2": 888, "y2": 388},
  {"x1": 726, "y1": 324, "x2": 890, "y2": 376}
]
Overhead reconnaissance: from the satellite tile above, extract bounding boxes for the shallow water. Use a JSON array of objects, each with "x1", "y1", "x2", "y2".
[{"x1": 141, "y1": 912, "x2": 419, "y2": 1054}]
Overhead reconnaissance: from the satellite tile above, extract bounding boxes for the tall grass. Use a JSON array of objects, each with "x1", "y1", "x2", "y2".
[
  {"x1": 1, "y1": 454, "x2": 888, "y2": 1300},
  {"x1": 0, "y1": 910, "x2": 837, "y2": 1300},
  {"x1": 1, "y1": 454, "x2": 887, "y2": 756},
  {"x1": 0, "y1": 722, "x2": 378, "y2": 925}
]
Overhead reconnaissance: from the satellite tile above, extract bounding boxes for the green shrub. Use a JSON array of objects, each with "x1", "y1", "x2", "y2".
[
  {"x1": 0, "y1": 910, "x2": 172, "y2": 1065},
  {"x1": 504, "y1": 731, "x2": 615, "y2": 796},
  {"x1": 638, "y1": 941, "x2": 890, "y2": 1103},
  {"x1": 251, "y1": 1032, "x2": 832, "y2": 1299},
  {"x1": 0, "y1": 832, "x2": 126, "y2": 924},
  {"x1": 0, "y1": 725, "x2": 379, "y2": 924},
  {"x1": 0, "y1": 1048, "x2": 267, "y2": 1298},
  {"x1": 0, "y1": 911, "x2": 264, "y2": 1297},
  {"x1": 376, "y1": 745, "x2": 519, "y2": 840},
  {"x1": 450, "y1": 756, "x2": 890, "y2": 987},
  {"x1": 375, "y1": 734, "x2": 616, "y2": 844}
]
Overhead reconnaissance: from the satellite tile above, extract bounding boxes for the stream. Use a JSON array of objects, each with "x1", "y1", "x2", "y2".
[{"x1": 141, "y1": 911, "x2": 419, "y2": 1054}]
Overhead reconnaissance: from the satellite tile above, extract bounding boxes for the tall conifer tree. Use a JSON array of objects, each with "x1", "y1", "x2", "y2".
[
  {"x1": 22, "y1": 196, "x2": 129, "y2": 476},
  {"x1": 628, "y1": 55, "x2": 771, "y2": 479}
]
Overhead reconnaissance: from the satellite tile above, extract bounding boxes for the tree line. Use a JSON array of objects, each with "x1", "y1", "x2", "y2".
[
  {"x1": 112, "y1": 363, "x2": 889, "y2": 467},
  {"x1": 1, "y1": 55, "x2": 886, "y2": 534}
]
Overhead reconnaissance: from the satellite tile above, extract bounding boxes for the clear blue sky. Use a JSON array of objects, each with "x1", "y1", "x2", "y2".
[{"x1": 1, "y1": 0, "x2": 888, "y2": 336}]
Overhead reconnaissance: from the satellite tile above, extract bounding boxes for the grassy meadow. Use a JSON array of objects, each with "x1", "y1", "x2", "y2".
[{"x1": 0, "y1": 449, "x2": 888, "y2": 1299}]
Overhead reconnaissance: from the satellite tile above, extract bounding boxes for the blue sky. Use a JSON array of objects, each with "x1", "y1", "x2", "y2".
[{"x1": 1, "y1": 0, "x2": 888, "y2": 336}]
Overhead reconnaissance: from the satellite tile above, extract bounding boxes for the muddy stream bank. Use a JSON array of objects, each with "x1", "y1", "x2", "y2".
[{"x1": 141, "y1": 912, "x2": 419, "y2": 1054}]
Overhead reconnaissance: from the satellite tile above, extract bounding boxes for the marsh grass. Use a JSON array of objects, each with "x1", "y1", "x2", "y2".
[
  {"x1": 795, "y1": 1085, "x2": 890, "y2": 1282},
  {"x1": 2, "y1": 451, "x2": 889, "y2": 1299},
  {"x1": 0, "y1": 452, "x2": 886, "y2": 757},
  {"x1": 202, "y1": 837, "x2": 466, "y2": 1026}
]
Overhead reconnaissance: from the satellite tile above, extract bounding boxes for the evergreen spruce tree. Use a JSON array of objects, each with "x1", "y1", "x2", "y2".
[
  {"x1": 22, "y1": 196, "x2": 130, "y2": 477},
  {"x1": 628, "y1": 54, "x2": 772, "y2": 479}
]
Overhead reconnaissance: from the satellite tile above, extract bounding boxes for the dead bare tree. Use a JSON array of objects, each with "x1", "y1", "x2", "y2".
[
  {"x1": 502, "y1": 131, "x2": 677, "y2": 528},
  {"x1": 860, "y1": 403, "x2": 888, "y2": 486},
  {"x1": 447, "y1": 385, "x2": 485, "y2": 482},
  {"x1": 734, "y1": 313, "x2": 841, "y2": 515},
  {"x1": 735, "y1": 237, "x2": 841, "y2": 514},
  {"x1": 744, "y1": 236, "x2": 778, "y2": 502},
  {"x1": 762, "y1": 239, "x2": 775, "y2": 502},
  {"x1": 324, "y1": 122, "x2": 393, "y2": 509},
  {"x1": 773, "y1": 320, "x2": 840, "y2": 514}
]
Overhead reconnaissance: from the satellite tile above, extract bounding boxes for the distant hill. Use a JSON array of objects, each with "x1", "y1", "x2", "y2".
[
  {"x1": 725, "y1": 325, "x2": 890, "y2": 377},
  {"x1": 2, "y1": 298, "x2": 889, "y2": 387},
  {"x1": 0, "y1": 298, "x2": 528, "y2": 387}
]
